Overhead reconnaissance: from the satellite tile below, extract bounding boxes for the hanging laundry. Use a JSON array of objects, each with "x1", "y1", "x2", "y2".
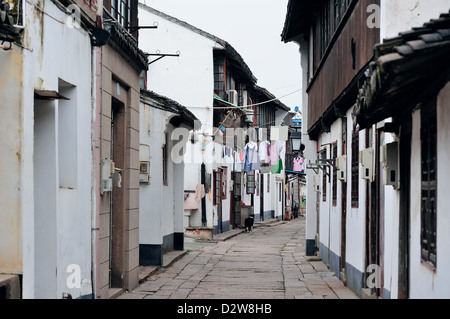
[
  {"x1": 259, "y1": 141, "x2": 270, "y2": 164},
  {"x1": 243, "y1": 142, "x2": 260, "y2": 172},
  {"x1": 293, "y1": 157, "x2": 303, "y2": 172},
  {"x1": 269, "y1": 142, "x2": 279, "y2": 166},
  {"x1": 272, "y1": 158, "x2": 283, "y2": 174}
]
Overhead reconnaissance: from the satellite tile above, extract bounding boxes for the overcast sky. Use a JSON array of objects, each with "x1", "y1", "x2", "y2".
[{"x1": 139, "y1": 0, "x2": 303, "y2": 111}]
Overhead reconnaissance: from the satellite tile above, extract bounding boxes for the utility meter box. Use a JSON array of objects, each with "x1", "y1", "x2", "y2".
[
  {"x1": 359, "y1": 148, "x2": 374, "y2": 182},
  {"x1": 381, "y1": 142, "x2": 399, "y2": 188},
  {"x1": 313, "y1": 175, "x2": 321, "y2": 192},
  {"x1": 336, "y1": 155, "x2": 347, "y2": 181},
  {"x1": 101, "y1": 159, "x2": 115, "y2": 194},
  {"x1": 139, "y1": 161, "x2": 150, "y2": 184}
]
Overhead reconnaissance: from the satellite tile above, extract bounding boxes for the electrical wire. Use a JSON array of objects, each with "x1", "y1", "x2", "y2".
[{"x1": 185, "y1": 88, "x2": 303, "y2": 110}]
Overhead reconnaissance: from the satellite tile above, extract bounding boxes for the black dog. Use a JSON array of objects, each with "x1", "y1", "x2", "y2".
[{"x1": 244, "y1": 214, "x2": 255, "y2": 234}]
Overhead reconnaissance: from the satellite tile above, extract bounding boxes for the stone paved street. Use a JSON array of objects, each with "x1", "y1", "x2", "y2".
[{"x1": 117, "y1": 217, "x2": 359, "y2": 299}]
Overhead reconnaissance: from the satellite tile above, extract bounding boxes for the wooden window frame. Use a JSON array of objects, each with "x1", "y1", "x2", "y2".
[
  {"x1": 332, "y1": 142, "x2": 338, "y2": 206},
  {"x1": 221, "y1": 167, "x2": 227, "y2": 200},
  {"x1": 246, "y1": 171, "x2": 256, "y2": 195},
  {"x1": 111, "y1": 0, "x2": 131, "y2": 29},
  {"x1": 420, "y1": 100, "x2": 437, "y2": 269},
  {"x1": 351, "y1": 129, "x2": 359, "y2": 207},
  {"x1": 256, "y1": 173, "x2": 260, "y2": 196},
  {"x1": 320, "y1": 149, "x2": 327, "y2": 202},
  {"x1": 214, "y1": 56, "x2": 225, "y2": 92},
  {"x1": 213, "y1": 170, "x2": 223, "y2": 206},
  {"x1": 162, "y1": 134, "x2": 168, "y2": 186}
]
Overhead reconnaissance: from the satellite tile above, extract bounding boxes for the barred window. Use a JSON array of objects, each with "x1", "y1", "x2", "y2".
[
  {"x1": 213, "y1": 170, "x2": 223, "y2": 206},
  {"x1": 351, "y1": 130, "x2": 359, "y2": 207},
  {"x1": 162, "y1": 134, "x2": 168, "y2": 186},
  {"x1": 320, "y1": 150, "x2": 327, "y2": 202},
  {"x1": 421, "y1": 100, "x2": 437, "y2": 268},
  {"x1": 246, "y1": 171, "x2": 256, "y2": 195},
  {"x1": 332, "y1": 142, "x2": 338, "y2": 206}
]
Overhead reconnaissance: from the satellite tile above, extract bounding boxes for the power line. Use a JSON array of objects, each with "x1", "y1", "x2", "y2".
[{"x1": 186, "y1": 88, "x2": 303, "y2": 110}]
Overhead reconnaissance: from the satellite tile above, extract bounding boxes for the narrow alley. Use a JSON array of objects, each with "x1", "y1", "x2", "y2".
[{"x1": 117, "y1": 217, "x2": 358, "y2": 300}]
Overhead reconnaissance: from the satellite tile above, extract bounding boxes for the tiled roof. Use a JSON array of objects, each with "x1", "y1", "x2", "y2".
[
  {"x1": 354, "y1": 10, "x2": 450, "y2": 129},
  {"x1": 103, "y1": 10, "x2": 149, "y2": 72},
  {"x1": 281, "y1": 1, "x2": 315, "y2": 43},
  {"x1": 141, "y1": 89, "x2": 199, "y2": 128}
]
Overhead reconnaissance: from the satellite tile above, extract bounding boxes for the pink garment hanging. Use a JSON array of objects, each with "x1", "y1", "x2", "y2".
[{"x1": 293, "y1": 157, "x2": 303, "y2": 172}]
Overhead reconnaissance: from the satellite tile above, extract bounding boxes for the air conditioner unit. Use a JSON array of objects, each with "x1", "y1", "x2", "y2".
[
  {"x1": 336, "y1": 155, "x2": 347, "y2": 181},
  {"x1": 359, "y1": 148, "x2": 374, "y2": 182},
  {"x1": 228, "y1": 90, "x2": 238, "y2": 105},
  {"x1": 139, "y1": 161, "x2": 150, "y2": 184},
  {"x1": 313, "y1": 175, "x2": 321, "y2": 192},
  {"x1": 381, "y1": 142, "x2": 399, "y2": 188}
]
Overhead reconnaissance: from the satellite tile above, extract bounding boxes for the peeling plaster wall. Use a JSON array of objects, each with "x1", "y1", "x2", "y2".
[
  {"x1": 380, "y1": 0, "x2": 450, "y2": 40},
  {"x1": 20, "y1": 0, "x2": 93, "y2": 299},
  {"x1": 0, "y1": 49, "x2": 24, "y2": 275}
]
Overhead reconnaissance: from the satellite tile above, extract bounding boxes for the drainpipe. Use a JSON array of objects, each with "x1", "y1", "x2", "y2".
[{"x1": 201, "y1": 162, "x2": 207, "y2": 227}]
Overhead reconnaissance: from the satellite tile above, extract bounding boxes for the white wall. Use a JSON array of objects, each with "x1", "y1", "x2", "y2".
[
  {"x1": 380, "y1": 0, "x2": 450, "y2": 40},
  {"x1": 21, "y1": 2, "x2": 93, "y2": 299},
  {"x1": 139, "y1": 102, "x2": 164, "y2": 245},
  {"x1": 344, "y1": 113, "x2": 367, "y2": 278},
  {"x1": 409, "y1": 82, "x2": 450, "y2": 298},
  {"x1": 138, "y1": 5, "x2": 215, "y2": 127}
]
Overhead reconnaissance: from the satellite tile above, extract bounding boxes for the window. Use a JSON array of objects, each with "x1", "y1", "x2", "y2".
[
  {"x1": 214, "y1": 56, "x2": 225, "y2": 92},
  {"x1": 246, "y1": 171, "x2": 255, "y2": 195},
  {"x1": 162, "y1": 134, "x2": 168, "y2": 186},
  {"x1": 213, "y1": 170, "x2": 223, "y2": 206},
  {"x1": 140, "y1": 70, "x2": 147, "y2": 90},
  {"x1": 111, "y1": 0, "x2": 131, "y2": 29},
  {"x1": 320, "y1": 150, "x2": 327, "y2": 202},
  {"x1": 312, "y1": 0, "x2": 354, "y2": 73},
  {"x1": 279, "y1": 184, "x2": 282, "y2": 202},
  {"x1": 237, "y1": 83, "x2": 244, "y2": 107},
  {"x1": 351, "y1": 130, "x2": 359, "y2": 207},
  {"x1": 221, "y1": 167, "x2": 227, "y2": 200},
  {"x1": 420, "y1": 101, "x2": 437, "y2": 268},
  {"x1": 256, "y1": 173, "x2": 260, "y2": 196},
  {"x1": 267, "y1": 174, "x2": 270, "y2": 193},
  {"x1": 332, "y1": 142, "x2": 338, "y2": 206}
]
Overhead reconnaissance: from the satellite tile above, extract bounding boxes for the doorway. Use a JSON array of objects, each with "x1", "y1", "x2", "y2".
[
  {"x1": 109, "y1": 98, "x2": 126, "y2": 289},
  {"x1": 233, "y1": 172, "x2": 242, "y2": 227}
]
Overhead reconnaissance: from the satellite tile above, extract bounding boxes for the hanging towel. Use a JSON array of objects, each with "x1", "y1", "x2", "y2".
[{"x1": 272, "y1": 158, "x2": 283, "y2": 174}]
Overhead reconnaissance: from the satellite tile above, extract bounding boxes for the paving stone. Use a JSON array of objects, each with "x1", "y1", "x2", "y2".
[{"x1": 116, "y1": 218, "x2": 358, "y2": 300}]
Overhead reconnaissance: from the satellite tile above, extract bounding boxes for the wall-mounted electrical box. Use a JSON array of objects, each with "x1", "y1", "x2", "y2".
[
  {"x1": 359, "y1": 148, "x2": 374, "y2": 182},
  {"x1": 336, "y1": 155, "x2": 347, "y2": 181},
  {"x1": 101, "y1": 159, "x2": 115, "y2": 194},
  {"x1": 381, "y1": 142, "x2": 399, "y2": 188},
  {"x1": 313, "y1": 175, "x2": 321, "y2": 192},
  {"x1": 139, "y1": 161, "x2": 150, "y2": 184}
]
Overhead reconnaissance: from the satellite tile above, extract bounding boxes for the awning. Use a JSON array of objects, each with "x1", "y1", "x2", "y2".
[{"x1": 34, "y1": 90, "x2": 70, "y2": 101}]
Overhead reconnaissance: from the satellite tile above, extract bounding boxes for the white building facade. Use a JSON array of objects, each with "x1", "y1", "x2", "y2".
[
  {"x1": 138, "y1": 3, "x2": 289, "y2": 237},
  {"x1": 282, "y1": 0, "x2": 450, "y2": 299}
]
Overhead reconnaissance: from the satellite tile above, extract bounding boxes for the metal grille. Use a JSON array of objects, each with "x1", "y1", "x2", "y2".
[{"x1": 420, "y1": 101, "x2": 437, "y2": 268}]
